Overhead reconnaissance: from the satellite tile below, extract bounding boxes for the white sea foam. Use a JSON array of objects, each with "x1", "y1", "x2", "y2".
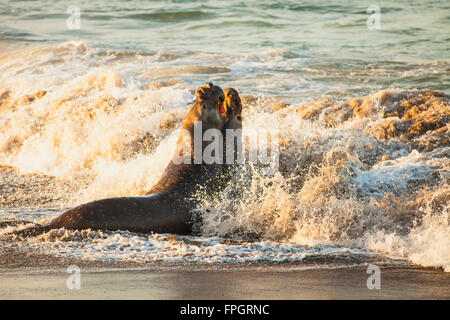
[
  {"x1": 0, "y1": 42, "x2": 448, "y2": 270},
  {"x1": 2, "y1": 229, "x2": 380, "y2": 264}
]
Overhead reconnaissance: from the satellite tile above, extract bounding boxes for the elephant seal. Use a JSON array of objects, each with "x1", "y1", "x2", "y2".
[{"x1": 6, "y1": 83, "x2": 242, "y2": 237}]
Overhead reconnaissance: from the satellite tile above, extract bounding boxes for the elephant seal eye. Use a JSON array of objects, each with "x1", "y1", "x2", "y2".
[
  {"x1": 220, "y1": 96, "x2": 224, "y2": 102},
  {"x1": 237, "y1": 116, "x2": 242, "y2": 121}
]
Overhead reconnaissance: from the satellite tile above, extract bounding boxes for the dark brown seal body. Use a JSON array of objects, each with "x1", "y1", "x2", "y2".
[{"x1": 10, "y1": 83, "x2": 242, "y2": 236}]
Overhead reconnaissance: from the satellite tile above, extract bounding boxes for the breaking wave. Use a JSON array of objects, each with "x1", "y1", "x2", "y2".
[{"x1": 0, "y1": 42, "x2": 448, "y2": 270}]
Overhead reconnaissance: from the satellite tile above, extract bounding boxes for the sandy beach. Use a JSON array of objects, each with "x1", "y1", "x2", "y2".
[
  {"x1": 2, "y1": 266, "x2": 449, "y2": 300},
  {"x1": 0, "y1": 250, "x2": 448, "y2": 300}
]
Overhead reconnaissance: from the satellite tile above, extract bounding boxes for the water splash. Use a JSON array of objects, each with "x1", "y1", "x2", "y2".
[{"x1": 0, "y1": 42, "x2": 448, "y2": 270}]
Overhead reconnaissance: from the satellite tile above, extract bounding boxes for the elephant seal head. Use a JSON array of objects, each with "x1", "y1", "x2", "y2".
[
  {"x1": 174, "y1": 82, "x2": 226, "y2": 163},
  {"x1": 188, "y1": 82, "x2": 227, "y2": 132},
  {"x1": 223, "y1": 87, "x2": 242, "y2": 131}
]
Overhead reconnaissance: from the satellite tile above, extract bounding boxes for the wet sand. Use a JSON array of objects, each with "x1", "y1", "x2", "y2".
[{"x1": 0, "y1": 252, "x2": 448, "y2": 300}]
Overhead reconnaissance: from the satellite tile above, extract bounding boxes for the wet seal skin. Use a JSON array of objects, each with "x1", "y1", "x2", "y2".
[{"x1": 2, "y1": 83, "x2": 243, "y2": 237}]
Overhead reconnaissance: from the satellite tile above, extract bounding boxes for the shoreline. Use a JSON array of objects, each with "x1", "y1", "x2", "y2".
[
  {"x1": 0, "y1": 250, "x2": 448, "y2": 300},
  {"x1": 1, "y1": 265, "x2": 448, "y2": 300}
]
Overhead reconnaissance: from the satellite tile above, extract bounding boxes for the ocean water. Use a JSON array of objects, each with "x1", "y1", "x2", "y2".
[{"x1": 0, "y1": 1, "x2": 449, "y2": 270}]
